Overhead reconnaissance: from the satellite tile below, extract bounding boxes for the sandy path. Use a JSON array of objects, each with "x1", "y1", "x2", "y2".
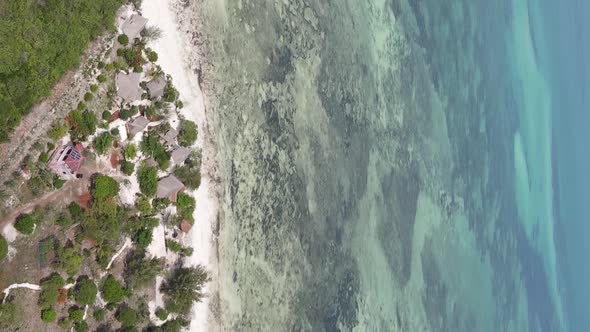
[{"x1": 142, "y1": 1, "x2": 218, "y2": 330}]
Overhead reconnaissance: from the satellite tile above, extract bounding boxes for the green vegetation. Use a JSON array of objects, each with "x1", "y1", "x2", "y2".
[
  {"x1": 38, "y1": 151, "x2": 49, "y2": 163},
  {"x1": 93, "y1": 307, "x2": 106, "y2": 321},
  {"x1": 161, "y1": 266, "x2": 209, "y2": 316},
  {"x1": 53, "y1": 176, "x2": 65, "y2": 189},
  {"x1": 174, "y1": 163, "x2": 201, "y2": 190},
  {"x1": 0, "y1": 235, "x2": 7, "y2": 261},
  {"x1": 124, "y1": 144, "x2": 137, "y2": 160},
  {"x1": 118, "y1": 34, "x2": 129, "y2": 45},
  {"x1": 166, "y1": 240, "x2": 193, "y2": 257},
  {"x1": 102, "y1": 274, "x2": 125, "y2": 303},
  {"x1": 83, "y1": 92, "x2": 94, "y2": 102},
  {"x1": 155, "y1": 307, "x2": 168, "y2": 321},
  {"x1": 177, "y1": 120, "x2": 198, "y2": 147},
  {"x1": 93, "y1": 132, "x2": 113, "y2": 155},
  {"x1": 147, "y1": 51, "x2": 158, "y2": 62},
  {"x1": 0, "y1": 302, "x2": 17, "y2": 327},
  {"x1": 125, "y1": 250, "x2": 163, "y2": 290},
  {"x1": 39, "y1": 273, "x2": 65, "y2": 308},
  {"x1": 48, "y1": 122, "x2": 69, "y2": 141},
  {"x1": 69, "y1": 307, "x2": 84, "y2": 322},
  {"x1": 41, "y1": 307, "x2": 57, "y2": 323},
  {"x1": 90, "y1": 84, "x2": 98, "y2": 93},
  {"x1": 137, "y1": 166, "x2": 158, "y2": 196},
  {"x1": 141, "y1": 131, "x2": 170, "y2": 169},
  {"x1": 92, "y1": 175, "x2": 119, "y2": 201},
  {"x1": 0, "y1": 0, "x2": 125, "y2": 142},
  {"x1": 68, "y1": 110, "x2": 98, "y2": 141},
  {"x1": 176, "y1": 193, "x2": 195, "y2": 221},
  {"x1": 120, "y1": 160, "x2": 135, "y2": 175},
  {"x1": 136, "y1": 196, "x2": 152, "y2": 215},
  {"x1": 117, "y1": 306, "x2": 137, "y2": 327},
  {"x1": 97, "y1": 74, "x2": 108, "y2": 83},
  {"x1": 56, "y1": 244, "x2": 84, "y2": 276},
  {"x1": 14, "y1": 213, "x2": 36, "y2": 235},
  {"x1": 102, "y1": 111, "x2": 112, "y2": 121},
  {"x1": 74, "y1": 278, "x2": 97, "y2": 305},
  {"x1": 74, "y1": 321, "x2": 89, "y2": 332},
  {"x1": 133, "y1": 228, "x2": 153, "y2": 248}
]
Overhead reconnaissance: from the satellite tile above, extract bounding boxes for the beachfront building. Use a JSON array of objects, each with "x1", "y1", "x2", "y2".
[
  {"x1": 122, "y1": 14, "x2": 148, "y2": 40},
  {"x1": 48, "y1": 142, "x2": 85, "y2": 179},
  {"x1": 116, "y1": 72, "x2": 142, "y2": 104},
  {"x1": 126, "y1": 116, "x2": 150, "y2": 137},
  {"x1": 146, "y1": 77, "x2": 166, "y2": 100},
  {"x1": 171, "y1": 146, "x2": 191, "y2": 165},
  {"x1": 160, "y1": 128, "x2": 178, "y2": 146},
  {"x1": 156, "y1": 175, "x2": 184, "y2": 202}
]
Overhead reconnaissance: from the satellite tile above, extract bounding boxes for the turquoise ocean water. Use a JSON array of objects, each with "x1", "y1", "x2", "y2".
[{"x1": 195, "y1": 0, "x2": 587, "y2": 330}]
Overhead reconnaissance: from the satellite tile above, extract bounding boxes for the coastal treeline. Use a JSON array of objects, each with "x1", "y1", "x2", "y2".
[{"x1": 0, "y1": 0, "x2": 124, "y2": 142}]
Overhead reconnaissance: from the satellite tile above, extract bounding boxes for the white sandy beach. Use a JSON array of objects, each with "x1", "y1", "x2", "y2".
[{"x1": 141, "y1": 0, "x2": 217, "y2": 330}]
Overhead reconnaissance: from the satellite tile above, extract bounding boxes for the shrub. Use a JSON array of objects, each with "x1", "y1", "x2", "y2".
[
  {"x1": 55, "y1": 213, "x2": 72, "y2": 227},
  {"x1": 102, "y1": 111, "x2": 112, "y2": 121},
  {"x1": 110, "y1": 127, "x2": 119, "y2": 136},
  {"x1": 116, "y1": 306, "x2": 137, "y2": 327},
  {"x1": 152, "y1": 198, "x2": 170, "y2": 212},
  {"x1": 93, "y1": 132, "x2": 113, "y2": 156},
  {"x1": 38, "y1": 152, "x2": 49, "y2": 163},
  {"x1": 147, "y1": 51, "x2": 158, "y2": 62},
  {"x1": 161, "y1": 266, "x2": 209, "y2": 316},
  {"x1": 105, "y1": 63, "x2": 114, "y2": 71},
  {"x1": 137, "y1": 166, "x2": 158, "y2": 197},
  {"x1": 77, "y1": 102, "x2": 86, "y2": 111},
  {"x1": 177, "y1": 120, "x2": 198, "y2": 147},
  {"x1": 120, "y1": 160, "x2": 135, "y2": 176},
  {"x1": 48, "y1": 123, "x2": 68, "y2": 141},
  {"x1": 174, "y1": 164, "x2": 201, "y2": 190},
  {"x1": 136, "y1": 196, "x2": 152, "y2": 215},
  {"x1": 155, "y1": 307, "x2": 168, "y2": 321},
  {"x1": 133, "y1": 228, "x2": 152, "y2": 249},
  {"x1": 83, "y1": 92, "x2": 93, "y2": 102},
  {"x1": 176, "y1": 193, "x2": 195, "y2": 220},
  {"x1": 47, "y1": 142, "x2": 56, "y2": 151},
  {"x1": 41, "y1": 307, "x2": 57, "y2": 323},
  {"x1": 176, "y1": 100, "x2": 184, "y2": 109},
  {"x1": 69, "y1": 307, "x2": 84, "y2": 322},
  {"x1": 125, "y1": 250, "x2": 163, "y2": 290},
  {"x1": 97, "y1": 74, "x2": 107, "y2": 83},
  {"x1": 91, "y1": 175, "x2": 119, "y2": 201},
  {"x1": 124, "y1": 144, "x2": 137, "y2": 160},
  {"x1": 14, "y1": 213, "x2": 36, "y2": 235},
  {"x1": 0, "y1": 235, "x2": 7, "y2": 261},
  {"x1": 90, "y1": 84, "x2": 98, "y2": 93},
  {"x1": 53, "y1": 176, "x2": 65, "y2": 189},
  {"x1": 58, "y1": 318, "x2": 70, "y2": 329},
  {"x1": 56, "y1": 245, "x2": 84, "y2": 276},
  {"x1": 74, "y1": 279, "x2": 97, "y2": 305},
  {"x1": 97, "y1": 62, "x2": 105, "y2": 69},
  {"x1": 74, "y1": 321, "x2": 89, "y2": 332},
  {"x1": 93, "y1": 308, "x2": 106, "y2": 321},
  {"x1": 101, "y1": 274, "x2": 125, "y2": 303},
  {"x1": 118, "y1": 34, "x2": 129, "y2": 45},
  {"x1": 39, "y1": 274, "x2": 65, "y2": 308}
]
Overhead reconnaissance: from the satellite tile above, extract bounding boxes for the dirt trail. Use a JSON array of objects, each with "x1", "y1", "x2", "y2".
[{"x1": 0, "y1": 179, "x2": 87, "y2": 232}]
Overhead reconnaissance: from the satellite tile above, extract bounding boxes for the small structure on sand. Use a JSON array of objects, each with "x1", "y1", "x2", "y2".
[
  {"x1": 180, "y1": 219, "x2": 192, "y2": 233},
  {"x1": 161, "y1": 128, "x2": 178, "y2": 146},
  {"x1": 48, "y1": 142, "x2": 85, "y2": 179},
  {"x1": 122, "y1": 14, "x2": 148, "y2": 40},
  {"x1": 146, "y1": 77, "x2": 166, "y2": 100},
  {"x1": 156, "y1": 175, "x2": 184, "y2": 202},
  {"x1": 116, "y1": 72, "x2": 142, "y2": 103},
  {"x1": 171, "y1": 146, "x2": 191, "y2": 165},
  {"x1": 126, "y1": 116, "x2": 149, "y2": 137}
]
